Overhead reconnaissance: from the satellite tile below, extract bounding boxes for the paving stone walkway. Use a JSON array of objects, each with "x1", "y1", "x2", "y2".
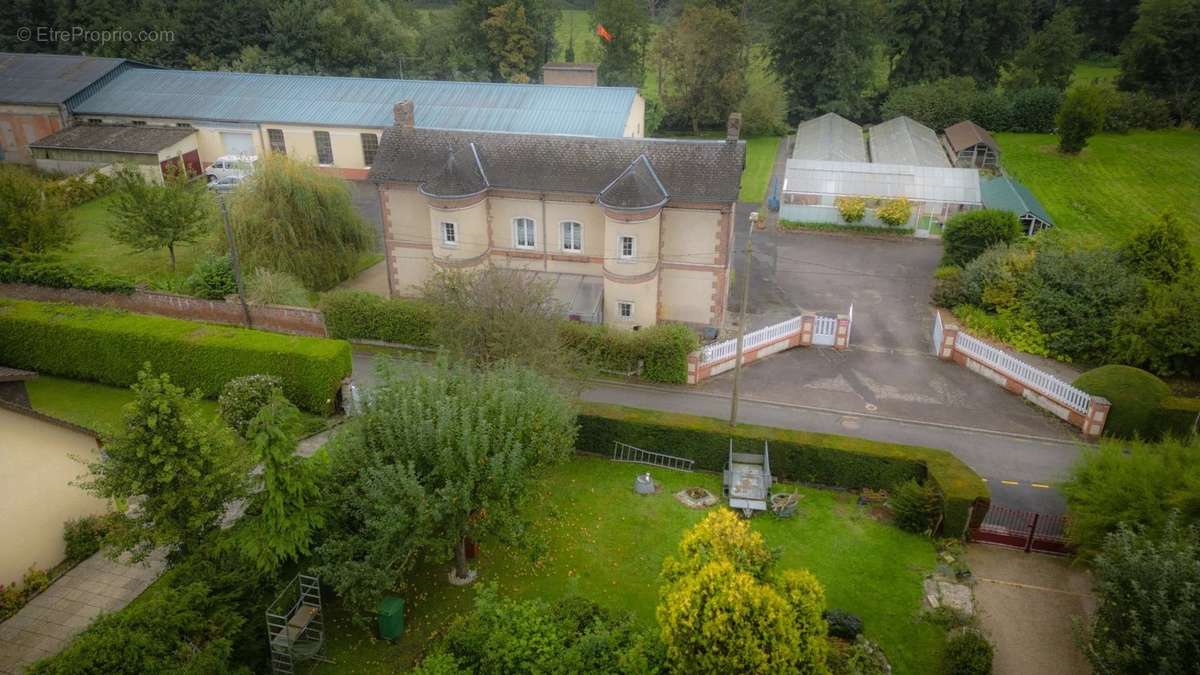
[{"x1": 0, "y1": 550, "x2": 166, "y2": 674}]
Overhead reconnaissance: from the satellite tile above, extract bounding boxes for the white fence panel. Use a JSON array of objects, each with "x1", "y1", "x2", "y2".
[
  {"x1": 700, "y1": 316, "x2": 803, "y2": 365},
  {"x1": 954, "y1": 331, "x2": 1092, "y2": 414}
]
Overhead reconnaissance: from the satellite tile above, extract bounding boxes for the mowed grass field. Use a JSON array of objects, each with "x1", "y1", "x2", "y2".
[
  {"x1": 996, "y1": 130, "x2": 1200, "y2": 251},
  {"x1": 316, "y1": 454, "x2": 943, "y2": 675}
]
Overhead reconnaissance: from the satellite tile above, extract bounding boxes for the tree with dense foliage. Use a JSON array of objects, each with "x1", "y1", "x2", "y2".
[
  {"x1": 317, "y1": 359, "x2": 577, "y2": 612},
  {"x1": 1062, "y1": 436, "x2": 1200, "y2": 555},
  {"x1": 1069, "y1": 0, "x2": 1140, "y2": 54},
  {"x1": 453, "y1": 0, "x2": 559, "y2": 82},
  {"x1": 1004, "y1": 8, "x2": 1084, "y2": 90},
  {"x1": 653, "y1": 5, "x2": 749, "y2": 135},
  {"x1": 107, "y1": 168, "x2": 214, "y2": 272},
  {"x1": 1112, "y1": 274, "x2": 1200, "y2": 377},
  {"x1": 941, "y1": 209, "x2": 1023, "y2": 267},
  {"x1": 258, "y1": 0, "x2": 420, "y2": 77},
  {"x1": 887, "y1": 0, "x2": 1032, "y2": 87},
  {"x1": 1056, "y1": 84, "x2": 1108, "y2": 154},
  {"x1": 0, "y1": 167, "x2": 75, "y2": 254},
  {"x1": 738, "y1": 56, "x2": 790, "y2": 136},
  {"x1": 422, "y1": 265, "x2": 573, "y2": 375},
  {"x1": 942, "y1": 629, "x2": 994, "y2": 675},
  {"x1": 1079, "y1": 517, "x2": 1200, "y2": 673},
  {"x1": 657, "y1": 510, "x2": 828, "y2": 673},
  {"x1": 1074, "y1": 365, "x2": 1173, "y2": 439},
  {"x1": 1120, "y1": 211, "x2": 1196, "y2": 284},
  {"x1": 593, "y1": 0, "x2": 651, "y2": 87},
  {"x1": 81, "y1": 368, "x2": 249, "y2": 561},
  {"x1": 1118, "y1": 0, "x2": 1200, "y2": 123},
  {"x1": 229, "y1": 154, "x2": 371, "y2": 290},
  {"x1": 763, "y1": 0, "x2": 876, "y2": 119},
  {"x1": 232, "y1": 392, "x2": 325, "y2": 572}
]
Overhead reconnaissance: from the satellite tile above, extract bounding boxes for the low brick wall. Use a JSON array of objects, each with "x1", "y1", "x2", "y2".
[
  {"x1": 0, "y1": 283, "x2": 327, "y2": 337},
  {"x1": 687, "y1": 310, "x2": 850, "y2": 384}
]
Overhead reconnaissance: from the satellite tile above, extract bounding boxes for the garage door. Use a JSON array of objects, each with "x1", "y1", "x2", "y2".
[{"x1": 220, "y1": 132, "x2": 255, "y2": 157}]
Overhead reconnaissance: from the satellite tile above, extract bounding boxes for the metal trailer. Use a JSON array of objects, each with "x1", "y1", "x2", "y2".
[{"x1": 723, "y1": 440, "x2": 773, "y2": 517}]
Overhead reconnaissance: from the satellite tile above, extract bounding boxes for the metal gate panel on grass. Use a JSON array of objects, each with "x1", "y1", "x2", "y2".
[{"x1": 970, "y1": 504, "x2": 1070, "y2": 555}]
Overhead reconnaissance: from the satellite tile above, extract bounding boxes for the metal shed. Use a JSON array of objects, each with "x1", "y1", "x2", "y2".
[
  {"x1": 869, "y1": 116, "x2": 951, "y2": 168},
  {"x1": 981, "y1": 175, "x2": 1054, "y2": 235},
  {"x1": 943, "y1": 121, "x2": 999, "y2": 169},
  {"x1": 792, "y1": 112, "x2": 867, "y2": 163}
]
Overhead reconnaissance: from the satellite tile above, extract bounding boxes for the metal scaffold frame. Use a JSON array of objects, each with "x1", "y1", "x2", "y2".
[{"x1": 266, "y1": 574, "x2": 331, "y2": 674}]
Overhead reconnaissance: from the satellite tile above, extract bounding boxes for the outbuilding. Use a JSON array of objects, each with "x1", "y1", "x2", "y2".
[
  {"x1": 943, "y1": 120, "x2": 999, "y2": 169},
  {"x1": 29, "y1": 123, "x2": 200, "y2": 182},
  {"x1": 981, "y1": 175, "x2": 1054, "y2": 235},
  {"x1": 792, "y1": 112, "x2": 867, "y2": 163}
]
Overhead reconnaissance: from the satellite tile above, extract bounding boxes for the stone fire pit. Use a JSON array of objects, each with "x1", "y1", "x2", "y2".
[{"x1": 674, "y1": 486, "x2": 718, "y2": 509}]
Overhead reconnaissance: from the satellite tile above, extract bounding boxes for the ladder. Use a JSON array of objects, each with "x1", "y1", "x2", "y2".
[{"x1": 611, "y1": 441, "x2": 695, "y2": 472}]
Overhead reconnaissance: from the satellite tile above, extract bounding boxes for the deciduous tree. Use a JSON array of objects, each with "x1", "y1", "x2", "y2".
[
  {"x1": 593, "y1": 0, "x2": 651, "y2": 87},
  {"x1": 108, "y1": 167, "x2": 214, "y2": 273},
  {"x1": 1119, "y1": 0, "x2": 1200, "y2": 124},
  {"x1": 1004, "y1": 8, "x2": 1084, "y2": 90},
  {"x1": 653, "y1": 5, "x2": 748, "y2": 135},
  {"x1": 1056, "y1": 84, "x2": 1108, "y2": 154},
  {"x1": 887, "y1": 0, "x2": 1031, "y2": 87}
]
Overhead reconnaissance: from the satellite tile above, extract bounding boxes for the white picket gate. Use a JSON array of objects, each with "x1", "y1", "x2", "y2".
[{"x1": 812, "y1": 315, "x2": 836, "y2": 346}]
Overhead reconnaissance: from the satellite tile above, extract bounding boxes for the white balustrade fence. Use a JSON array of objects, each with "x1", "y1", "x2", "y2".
[
  {"x1": 700, "y1": 316, "x2": 803, "y2": 365},
  {"x1": 953, "y1": 330, "x2": 1092, "y2": 414}
]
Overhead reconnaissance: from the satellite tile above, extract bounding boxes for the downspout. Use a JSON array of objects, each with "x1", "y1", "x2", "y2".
[{"x1": 541, "y1": 192, "x2": 548, "y2": 271}]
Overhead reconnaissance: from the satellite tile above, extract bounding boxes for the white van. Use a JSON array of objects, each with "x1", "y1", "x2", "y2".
[{"x1": 204, "y1": 155, "x2": 257, "y2": 182}]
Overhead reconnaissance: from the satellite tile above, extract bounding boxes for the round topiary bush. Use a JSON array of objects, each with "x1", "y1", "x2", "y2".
[
  {"x1": 219, "y1": 374, "x2": 285, "y2": 438},
  {"x1": 943, "y1": 629, "x2": 993, "y2": 675},
  {"x1": 1073, "y1": 365, "x2": 1171, "y2": 439}
]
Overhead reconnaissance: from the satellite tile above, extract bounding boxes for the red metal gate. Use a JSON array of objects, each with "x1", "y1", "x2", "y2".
[{"x1": 970, "y1": 504, "x2": 1071, "y2": 555}]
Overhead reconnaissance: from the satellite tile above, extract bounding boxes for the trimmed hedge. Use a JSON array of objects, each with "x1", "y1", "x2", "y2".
[
  {"x1": 1074, "y1": 365, "x2": 1171, "y2": 439},
  {"x1": 1161, "y1": 397, "x2": 1200, "y2": 438},
  {"x1": 0, "y1": 299, "x2": 351, "y2": 414},
  {"x1": 0, "y1": 257, "x2": 136, "y2": 294},
  {"x1": 576, "y1": 402, "x2": 990, "y2": 537},
  {"x1": 320, "y1": 290, "x2": 436, "y2": 348}
]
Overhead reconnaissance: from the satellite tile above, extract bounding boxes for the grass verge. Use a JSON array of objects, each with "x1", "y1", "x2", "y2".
[
  {"x1": 739, "y1": 136, "x2": 783, "y2": 203},
  {"x1": 780, "y1": 219, "x2": 915, "y2": 237}
]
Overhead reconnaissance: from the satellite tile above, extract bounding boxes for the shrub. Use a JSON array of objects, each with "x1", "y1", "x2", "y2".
[
  {"x1": 942, "y1": 209, "x2": 1023, "y2": 267},
  {"x1": 1009, "y1": 87, "x2": 1062, "y2": 132},
  {"x1": 44, "y1": 169, "x2": 119, "y2": 208},
  {"x1": 942, "y1": 629, "x2": 994, "y2": 675},
  {"x1": 1073, "y1": 365, "x2": 1171, "y2": 439},
  {"x1": 958, "y1": 243, "x2": 1031, "y2": 310},
  {"x1": 219, "y1": 374, "x2": 284, "y2": 438},
  {"x1": 1057, "y1": 84, "x2": 1108, "y2": 153},
  {"x1": 0, "y1": 299, "x2": 351, "y2": 414},
  {"x1": 953, "y1": 304, "x2": 1051, "y2": 358},
  {"x1": 0, "y1": 166, "x2": 76, "y2": 253},
  {"x1": 875, "y1": 197, "x2": 912, "y2": 228},
  {"x1": 63, "y1": 515, "x2": 110, "y2": 563},
  {"x1": 577, "y1": 402, "x2": 989, "y2": 537},
  {"x1": 890, "y1": 479, "x2": 943, "y2": 534},
  {"x1": 559, "y1": 321, "x2": 646, "y2": 373},
  {"x1": 319, "y1": 289, "x2": 436, "y2": 348},
  {"x1": 967, "y1": 90, "x2": 1014, "y2": 133},
  {"x1": 246, "y1": 267, "x2": 309, "y2": 306},
  {"x1": 1160, "y1": 397, "x2": 1200, "y2": 438},
  {"x1": 640, "y1": 323, "x2": 699, "y2": 384},
  {"x1": 879, "y1": 77, "x2": 976, "y2": 130},
  {"x1": 1110, "y1": 273, "x2": 1200, "y2": 377},
  {"x1": 823, "y1": 609, "x2": 864, "y2": 640},
  {"x1": 1119, "y1": 211, "x2": 1196, "y2": 284},
  {"x1": 1103, "y1": 90, "x2": 1173, "y2": 132},
  {"x1": 830, "y1": 635, "x2": 892, "y2": 675},
  {"x1": 835, "y1": 196, "x2": 867, "y2": 224},
  {"x1": 932, "y1": 265, "x2": 965, "y2": 307},
  {"x1": 0, "y1": 256, "x2": 136, "y2": 294},
  {"x1": 185, "y1": 254, "x2": 236, "y2": 300}
]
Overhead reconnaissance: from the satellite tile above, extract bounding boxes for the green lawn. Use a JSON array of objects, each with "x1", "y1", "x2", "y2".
[
  {"x1": 740, "y1": 136, "x2": 782, "y2": 203},
  {"x1": 26, "y1": 375, "x2": 326, "y2": 436},
  {"x1": 996, "y1": 130, "x2": 1200, "y2": 251},
  {"x1": 317, "y1": 454, "x2": 943, "y2": 675},
  {"x1": 1071, "y1": 58, "x2": 1119, "y2": 87},
  {"x1": 59, "y1": 195, "x2": 219, "y2": 287}
]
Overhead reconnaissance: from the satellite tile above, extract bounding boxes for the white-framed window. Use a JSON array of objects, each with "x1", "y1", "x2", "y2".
[
  {"x1": 441, "y1": 221, "x2": 457, "y2": 246},
  {"x1": 561, "y1": 221, "x2": 582, "y2": 252},
  {"x1": 514, "y1": 217, "x2": 536, "y2": 249},
  {"x1": 617, "y1": 301, "x2": 634, "y2": 320},
  {"x1": 314, "y1": 131, "x2": 334, "y2": 165},
  {"x1": 619, "y1": 235, "x2": 636, "y2": 260}
]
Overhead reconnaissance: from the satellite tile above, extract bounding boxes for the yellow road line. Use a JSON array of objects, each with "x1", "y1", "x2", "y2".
[
  {"x1": 1031, "y1": 483, "x2": 1051, "y2": 489},
  {"x1": 1001, "y1": 480, "x2": 1020, "y2": 486}
]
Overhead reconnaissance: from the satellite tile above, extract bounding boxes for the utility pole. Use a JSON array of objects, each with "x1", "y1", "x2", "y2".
[
  {"x1": 218, "y1": 196, "x2": 253, "y2": 329},
  {"x1": 729, "y1": 211, "x2": 756, "y2": 428}
]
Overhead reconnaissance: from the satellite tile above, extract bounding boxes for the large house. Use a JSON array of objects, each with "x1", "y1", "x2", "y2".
[
  {"x1": 0, "y1": 53, "x2": 645, "y2": 179},
  {"x1": 370, "y1": 105, "x2": 745, "y2": 329}
]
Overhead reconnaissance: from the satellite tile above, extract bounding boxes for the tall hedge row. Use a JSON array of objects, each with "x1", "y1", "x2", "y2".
[
  {"x1": 0, "y1": 299, "x2": 351, "y2": 414},
  {"x1": 576, "y1": 402, "x2": 990, "y2": 537},
  {"x1": 320, "y1": 290, "x2": 436, "y2": 348}
]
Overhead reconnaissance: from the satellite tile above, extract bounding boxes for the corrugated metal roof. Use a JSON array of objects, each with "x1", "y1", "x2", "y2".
[
  {"x1": 783, "y1": 159, "x2": 982, "y2": 205},
  {"x1": 981, "y1": 175, "x2": 1052, "y2": 224},
  {"x1": 869, "y1": 116, "x2": 950, "y2": 168},
  {"x1": 30, "y1": 124, "x2": 195, "y2": 154},
  {"x1": 0, "y1": 52, "x2": 128, "y2": 104},
  {"x1": 71, "y1": 68, "x2": 638, "y2": 137},
  {"x1": 792, "y1": 113, "x2": 867, "y2": 163}
]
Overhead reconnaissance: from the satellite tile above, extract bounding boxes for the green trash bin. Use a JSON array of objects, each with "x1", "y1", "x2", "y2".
[{"x1": 378, "y1": 596, "x2": 405, "y2": 641}]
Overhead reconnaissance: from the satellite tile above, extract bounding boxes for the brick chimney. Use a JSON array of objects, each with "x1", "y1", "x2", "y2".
[
  {"x1": 394, "y1": 100, "x2": 415, "y2": 128},
  {"x1": 726, "y1": 112, "x2": 742, "y2": 144}
]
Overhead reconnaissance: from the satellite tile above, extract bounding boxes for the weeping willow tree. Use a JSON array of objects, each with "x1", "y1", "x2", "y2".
[{"x1": 229, "y1": 154, "x2": 372, "y2": 290}]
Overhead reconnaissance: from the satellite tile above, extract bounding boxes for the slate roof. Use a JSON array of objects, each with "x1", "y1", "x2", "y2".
[
  {"x1": 981, "y1": 175, "x2": 1053, "y2": 225},
  {"x1": 599, "y1": 155, "x2": 668, "y2": 209},
  {"x1": 0, "y1": 366, "x2": 37, "y2": 383},
  {"x1": 71, "y1": 68, "x2": 639, "y2": 137},
  {"x1": 793, "y1": 113, "x2": 867, "y2": 163},
  {"x1": 419, "y1": 143, "x2": 489, "y2": 198},
  {"x1": 371, "y1": 127, "x2": 745, "y2": 205},
  {"x1": 944, "y1": 120, "x2": 999, "y2": 154},
  {"x1": 29, "y1": 124, "x2": 196, "y2": 155},
  {"x1": 0, "y1": 52, "x2": 129, "y2": 105},
  {"x1": 869, "y1": 116, "x2": 950, "y2": 168}
]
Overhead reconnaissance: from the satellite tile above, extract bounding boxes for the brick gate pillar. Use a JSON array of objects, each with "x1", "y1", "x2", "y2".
[
  {"x1": 799, "y1": 314, "x2": 815, "y2": 347},
  {"x1": 1083, "y1": 396, "x2": 1111, "y2": 439},
  {"x1": 937, "y1": 325, "x2": 959, "y2": 360},
  {"x1": 686, "y1": 352, "x2": 701, "y2": 385},
  {"x1": 834, "y1": 314, "x2": 851, "y2": 350}
]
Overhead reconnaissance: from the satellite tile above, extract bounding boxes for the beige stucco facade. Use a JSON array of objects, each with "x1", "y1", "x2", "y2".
[
  {"x1": 0, "y1": 407, "x2": 106, "y2": 584},
  {"x1": 381, "y1": 185, "x2": 733, "y2": 329}
]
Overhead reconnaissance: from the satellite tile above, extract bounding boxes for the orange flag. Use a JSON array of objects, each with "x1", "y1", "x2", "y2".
[{"x1": 596, "y1": 24, "x2": 614, "y2": 42}]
